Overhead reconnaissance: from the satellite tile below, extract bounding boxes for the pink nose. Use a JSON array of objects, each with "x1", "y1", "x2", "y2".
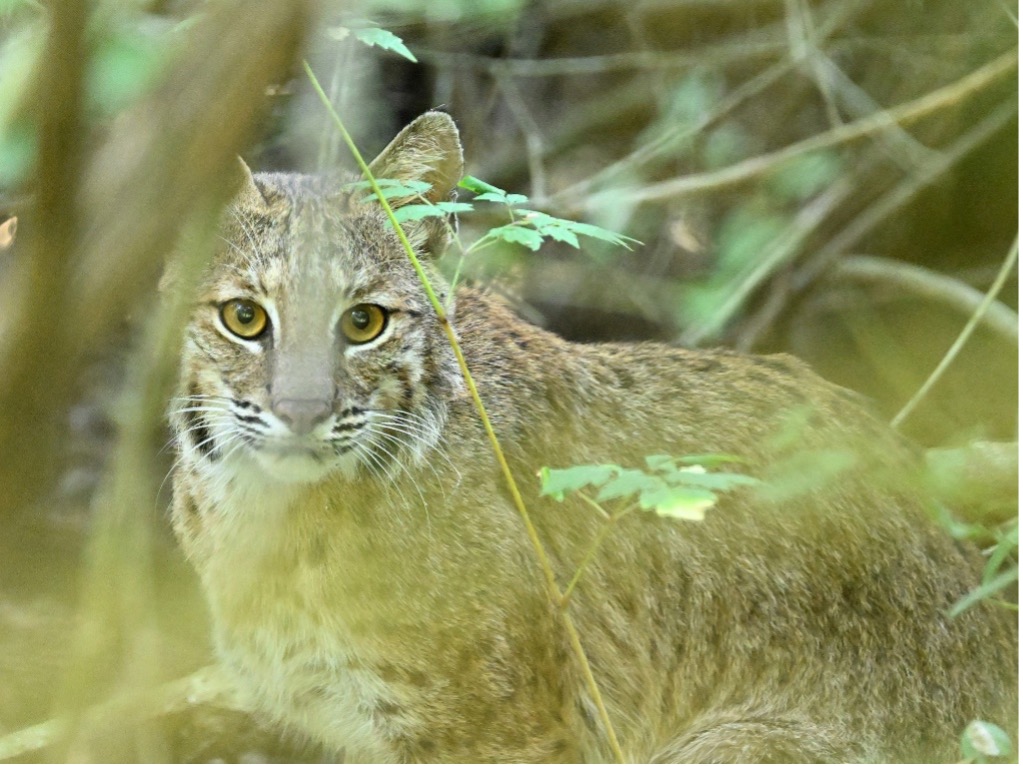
[{"x1": 272, "y1": 398, "x2": 332, "y2": 435}]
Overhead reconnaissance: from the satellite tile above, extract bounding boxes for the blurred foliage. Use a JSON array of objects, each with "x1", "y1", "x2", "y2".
[{"x1": 0, "y1": 0, "x2": 1016, "y2": 760}]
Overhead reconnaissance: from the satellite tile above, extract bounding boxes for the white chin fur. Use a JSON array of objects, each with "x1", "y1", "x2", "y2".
[
  {"x1": 253, "y1": 452, "x2": 337, "y2": 484},
  {"x1": 241, "y1": 446, "x2": 357, "y2": 485}
]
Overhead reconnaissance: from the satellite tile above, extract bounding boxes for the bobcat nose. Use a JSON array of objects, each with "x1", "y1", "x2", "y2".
[{"x1": 273, "y1": 398, "x2": 332, "y2": 435}]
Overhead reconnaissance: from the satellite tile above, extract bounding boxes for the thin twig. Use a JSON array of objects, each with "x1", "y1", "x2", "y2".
[
  {"x1": 560, "y1": 498, "x2": 634, "y2": 607},
  {"x1": 548, "y1": 0, "x2": 869, "y2": 208},
  {"x1": 680, "y1": 176, "x2": 855, "y2": 345},
  {"x1": 494, "y1": 69, "x2": 548, "y2": 201},
  {"x1": 418, "y1": 38, "x2": 787, "y2": 77},
  {"x1": 829, "y1": 255, "x2": 1018, "y2": 346},
  {"x1": 304, "y1": 61, "x2": 626, "y2": 762},
  {"x1": 736, "y1": 95, "x2": 1016, "y2": 351},
  {"x1": 795, "y1": 96, "x2": 1018, "y2": 292},
  {"x1": 784, "y1": 0, "x2": 842, "y2": 128},
  {"x1": 601, "y1": 49, "x2": 1016, "y2": 206},
  {"x1": 890, "y1": 236, "x2": 1019, "y2": 429}
]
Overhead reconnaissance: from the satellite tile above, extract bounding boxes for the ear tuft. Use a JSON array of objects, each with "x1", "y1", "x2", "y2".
[
  {"x1": 233, "y1": 156, "x2": 267, "y2": 207},
  {"x1": 367, "y1": 112, "x2": 464, "y2": 206}
]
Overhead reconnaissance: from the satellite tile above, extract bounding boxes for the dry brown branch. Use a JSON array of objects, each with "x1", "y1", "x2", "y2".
[
  {"x1": 478, "y1": 0, "x2": 871, "y2": 192},
  {"x1": 828, "y1": 255, "x2": 1018, "y2": 346},
  {"x1": 679, "y1": 176, "x2": 856, "y2": 345},
  {"x1": 0, "y1": 0, "x2": 310, "y2": 515},
  {"x1": 733, "y1": 95, "x2": 1016, "y2": 351},
  {"x1": 0, "y1": 0, "x2": 88, "y2": 512},
  {"x1": 603, "y1": 48, "x2": 1016, "y2": 206}
]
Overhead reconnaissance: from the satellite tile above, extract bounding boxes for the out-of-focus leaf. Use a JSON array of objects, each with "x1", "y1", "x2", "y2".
[
  {"x1": 88, "y1": 27, "x2": 168, "y2": 114},
  {"x1": 0, "y1": 119, "x2": 35, "y2": 187},
  {"x1": 352, "y1": 26, "x2": 417, "y2": 62},
  {"x1": 767, "y1": 150, "x2": 843, "y2": 202},
  {"x1": 540, "y1": 464, "x2": 619, "y2": 501},
  {"x1": 960, "y1": 720, "x2": 1015, "y2": 762}
]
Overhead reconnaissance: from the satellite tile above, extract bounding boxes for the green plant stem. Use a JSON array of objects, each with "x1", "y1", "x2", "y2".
[
  {"x1": 890, "y1": 236, "x2": 1018, "y2": 429},
  {"x1": 561, "y1": 498, "x2": 634, "y2": 607},
  {"x1": 303, "y1": 60, "x2": 625, "y2": 762}
]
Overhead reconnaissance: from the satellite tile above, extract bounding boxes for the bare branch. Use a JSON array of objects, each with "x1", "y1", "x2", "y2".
[
  {"x1": 828, "y1": 255, "x2": 1018, "y2": 347},
  {"x1": 602, "y1": 49, "x2": 1016, "y2": 206}
]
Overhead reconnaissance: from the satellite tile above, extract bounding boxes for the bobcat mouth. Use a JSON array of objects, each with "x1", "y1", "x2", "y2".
[
  {"x1": 250, "y1": 438, "x2": 347, "y2": 483},
  {"x1": 262, "y1": 443, "x2": 327, "y2": 460}
]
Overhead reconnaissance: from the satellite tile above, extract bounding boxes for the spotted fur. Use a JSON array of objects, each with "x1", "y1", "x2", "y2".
[{"x1": 168, "y1": 113, "x2": 1016, "y2": 763}]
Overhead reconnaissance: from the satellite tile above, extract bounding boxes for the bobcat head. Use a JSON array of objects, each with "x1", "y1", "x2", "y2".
[{"x1": 169, "y1": 113, "x2": 465, "y2": 487}]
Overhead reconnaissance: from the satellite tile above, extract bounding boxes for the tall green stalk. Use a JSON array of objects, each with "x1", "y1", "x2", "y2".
[{"x1": 303, "y1": 60, "x2": 625, "y2": 762}]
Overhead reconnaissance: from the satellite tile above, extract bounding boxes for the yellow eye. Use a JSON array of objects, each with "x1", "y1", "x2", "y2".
[
  {"x1": 341, "y1": 304, "x2": 387, "y2": 344},
  {"x1": 220, "y1": 299, "x2": 268, "y2": 339}
]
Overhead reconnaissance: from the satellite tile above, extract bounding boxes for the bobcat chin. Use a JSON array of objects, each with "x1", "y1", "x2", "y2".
[{"x1": 167, "y1": 112, "x2": 1016, "y2": 763}]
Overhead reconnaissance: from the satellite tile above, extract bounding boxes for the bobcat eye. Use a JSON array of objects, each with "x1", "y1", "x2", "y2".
[
  {"x1": 220, "y1": 299, "x2": 269, "y2": 339},
  {"x1": 341, "y1": 304, "x2": 388, "y2": 344}
]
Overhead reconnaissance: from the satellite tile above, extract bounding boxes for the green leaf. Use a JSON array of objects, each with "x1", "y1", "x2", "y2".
[
  {"x1": 543, "y1": 225, "x2": 581, "y2": 248},
  {"x1": 351, "y1": 26, "x2": 417, "y2": 62},
  {"x1": 459, "y1": 177, "x2": 529, "y2": 205},
  {"x1": 947, "y1": 566, "x2": 1019, "y2": 619},
  {"x1": 540, "y1": 464, "x2": 618, "y2": 501},
  {"x1": 594, "y1": 469, "x2": 659, "y2": 503},
  {"x1": 640, "y1": 485, "x2": 718, "y2": 521},
  {"x1": 983, "y1": 521, "x2": 1018, "y2": 583},
  {"x1": 961, "y1": 720, "x2": 1015, "y2": 762},
  {"x1": 493, "y1": 224, "x2": 544, "y2": 251},
  {"x1": 559, "y1": 219, "x2": 640, "y2": 250},
  {"x1": 664, "y1": 470, "x2": 760, "y2": 491},
  {"x1": 767, "y1": 150, "x2": 842, "y2": 202},
  {"x1": 458, "y1": 175, "x2": 503, "y2": 194},
  {"x1": 349, "y1": 178, "x2": 433, "y2": 200},
  {"x1": 475, "y1": 190, "x2": 529, "y2": 206},
  {"x1": 393, "y1": 201, "x2": 473, "y2": 222},
  {"x1": 0, "y1": 119, "x2": 35, "y2": 187}
]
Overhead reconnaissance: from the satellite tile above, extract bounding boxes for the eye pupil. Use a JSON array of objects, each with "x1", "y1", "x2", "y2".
[
  {"x1": 220, "y1": 299, "x2": 268, "y2": 339},
  {"x1": 341, "y1": 304, "x2": 387, "y2": 344},
  {"x1": 350, "y1": 309, "x2": 370, "y2": 329}
]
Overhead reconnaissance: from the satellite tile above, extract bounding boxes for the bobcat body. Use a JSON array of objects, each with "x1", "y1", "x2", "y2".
[{"x1": 168, "y1": 113, "x2": 1017, "y2": 762}]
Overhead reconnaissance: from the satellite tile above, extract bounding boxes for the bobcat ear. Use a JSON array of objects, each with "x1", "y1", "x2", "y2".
[
  {"x1": 366, "y1": 111, "x2": 464, "y2": 206},
  {"x1": 233, "y1": 156, "x2": 267, "y2": 207}
]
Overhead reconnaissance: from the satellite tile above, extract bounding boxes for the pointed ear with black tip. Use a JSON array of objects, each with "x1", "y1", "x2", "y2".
[
  {"x1": 366, "y1": 111, "x2": 464, "y2": 207},
  {"x1": 232, "y1": 156, "x2": 268, "y2": 207}
]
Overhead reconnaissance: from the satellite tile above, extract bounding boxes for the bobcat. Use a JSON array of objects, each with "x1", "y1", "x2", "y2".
[{"x1": 167, "y1": 112, "x2": 1016, "y2": 762}]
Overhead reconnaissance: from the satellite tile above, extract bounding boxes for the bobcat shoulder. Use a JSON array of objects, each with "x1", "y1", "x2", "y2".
[{"x1": 168, "y1": 112, "x2": 1017, "y2": 763}]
